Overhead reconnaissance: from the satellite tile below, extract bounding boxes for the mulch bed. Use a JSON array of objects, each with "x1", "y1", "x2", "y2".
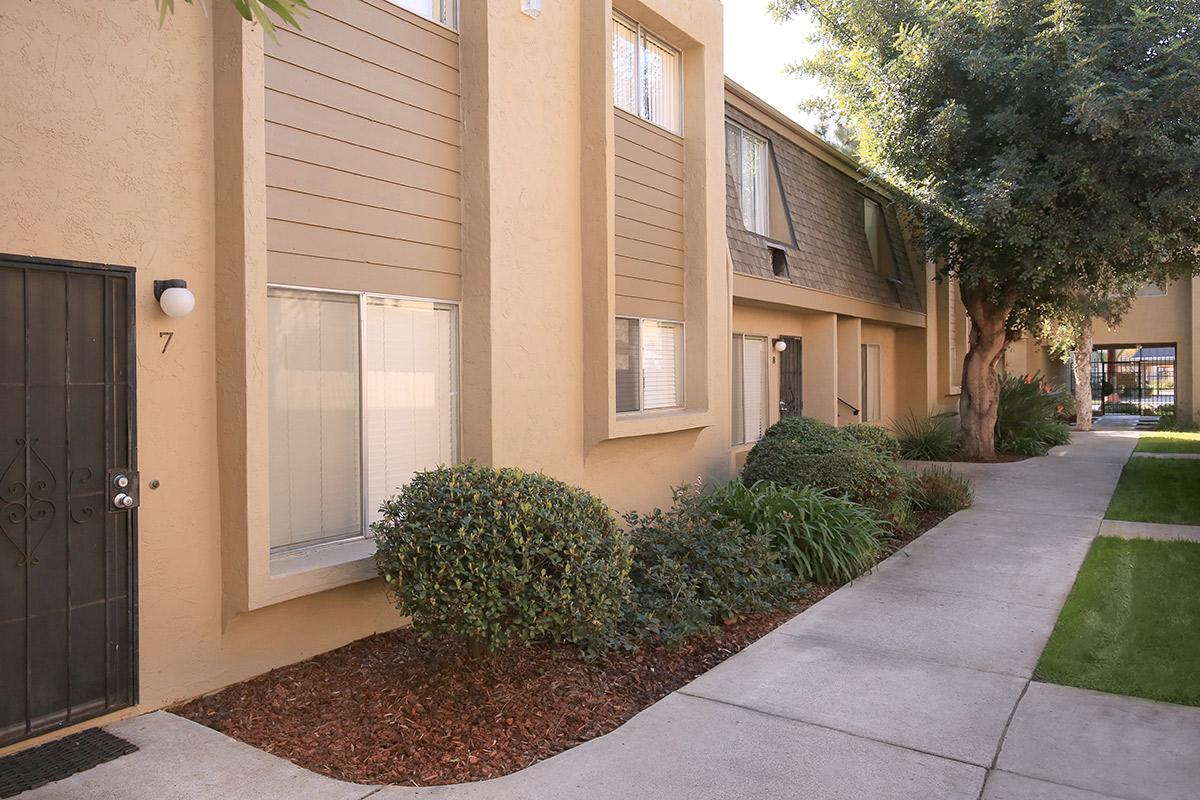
[{"x1": 173, "y1": 510, "x2": 954, "y2": 787}]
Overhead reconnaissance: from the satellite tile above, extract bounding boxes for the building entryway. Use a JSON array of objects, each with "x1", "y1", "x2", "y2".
[
  {"x1": 778, "y1": 336, "x2": 802, "y2": 418},
  {"x1": 0, "y1": 255, "x2": 138, "y2": 747},
  {"x1": 1088, "y1": 345, "x2": 1177, "y2": 417}
]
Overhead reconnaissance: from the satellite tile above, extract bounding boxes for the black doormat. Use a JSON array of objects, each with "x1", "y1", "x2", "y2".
[{"x1": 0, "y1": 728, "x2": 137, "y2": 798}]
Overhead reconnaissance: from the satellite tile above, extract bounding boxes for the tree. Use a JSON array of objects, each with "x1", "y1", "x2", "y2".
[
  {"x1": 155, "y1": 0, "x2": 308, "y2": 36},
  {"x1": 772, "y1": 0, "x2": 1200, "y2": 458},
  {"x1": 1024, "y1": 281, "x2": 1141, "y2": 432}
]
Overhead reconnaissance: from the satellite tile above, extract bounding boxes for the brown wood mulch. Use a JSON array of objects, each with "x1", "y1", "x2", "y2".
[{"x1": 172, "y1": 510, "x2": 953, "y2": 788}]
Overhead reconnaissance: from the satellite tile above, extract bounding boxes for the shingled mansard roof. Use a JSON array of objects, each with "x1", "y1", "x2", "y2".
[{"x1": 724, "y1": 85, "x2": 924, "y2": 314}]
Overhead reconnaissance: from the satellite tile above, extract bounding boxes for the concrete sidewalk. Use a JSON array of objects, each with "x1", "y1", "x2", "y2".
[{"x1": 27, "y1": 431, "x2": 1200, "y2": 800}]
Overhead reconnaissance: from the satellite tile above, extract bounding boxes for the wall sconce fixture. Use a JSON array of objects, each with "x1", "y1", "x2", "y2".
[
  {"x1": 154, "y1": 279, "x2": 196, "y2": 318},
  {"x1": 521, "y1": 0, "x2": 541, "y2": 18},
  {"x1": 772, "y1": 338, "x2": 788, "y2": 353}
]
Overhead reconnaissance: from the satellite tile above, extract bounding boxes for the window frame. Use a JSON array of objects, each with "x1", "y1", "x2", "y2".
[
  {"x1": 732, "y1": 333, "x2": 770, "y2": 446},
  {"x1": 267, "y1": 283, "x2": 461, "y2": 555},
  {"x1": 726, "y1": 121, "x2": 771, "y2": 236},
  {"x1": 381, "y1": 0, "x2": 459, "y2": 31},
  {"x1": 612, "y1": 12, "x2": 684, "y2": 136},
  {"x1": 861, "y1": 343, "x2": 882, "y2": 424},
  {"x1": 615, "y1": 315, "x2": 686, "y2": 414}
]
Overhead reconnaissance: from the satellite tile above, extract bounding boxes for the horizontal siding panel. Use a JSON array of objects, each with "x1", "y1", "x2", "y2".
[
  {"x1": 615, "y1": 296, "x2": 684, "y2": 321},
  {"x1": 615, "y1": 159, "x2": 684, "y2": 199},
  {"x1": 269, "y1": 251, "x2": 461, "y2": 301},
  {"x1": 267, "y1": 123, "x2": 458, "y2": 197},
  {"x1": 614, "y1": 111, "x2": 684, "y2": 161},
  {"x1": 616, "y1": 235, "x2": 684, "y2": 268},
  {"x1": 615, "y1": 196, "x2": 684, "y2": 232},
  {"x1": 265, "y1": 36, "x2": 459, "y2": 120},
  {"x1": 267, "y1": 188, "x2": 460, "y2": 249},
  {"x1": 615, "y1": 216, "x2": 684, "y2": 251},
  {"x1": 615, "y1": 177, "x2": 685, "y2": 215},
  {"x1": 276, "y1": 12, "x2": 459, "y2": 93},
  {"x1": 266, "y1": 60, "x2": 458, "y2": 145},
  {"x1": 615, "y1": 256, "x2": 683, "y2": 286},
  {"x1": 615, "y1": 136, "x2": 685, "y2": 182},
  {"x1": 616, "y1": 276, "x2": 685, "y2": 304},
  {"x1": 267, "y1": 155, "x2": 461, "y2": 223},
  {"x1": 283, "y1": 0, "x2": 459, "y2": 68},
  {"x1": 268, "y1": 219, "x2": 460, "y2": 274},
  {"x1": 266, "y1": 90, "x2": 459, "y2": 172}
]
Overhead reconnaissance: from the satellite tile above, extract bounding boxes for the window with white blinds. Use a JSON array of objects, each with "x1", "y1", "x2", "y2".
[
  {"x1": 727, "y1": 123, "x2": 769, "y2": 236},
  {"x1": 267, "y1": 286, "x2": 458, "y2": 553},
  {"x1": 383, "y1": 0, "x2": 458, "y2": 29},
  {"x1": 268, "y1": 289, "x2": 362, "y2": 551},
  {"x1": 612, "y1": 14, "x2": 682, "y2": 135},
  {"x1": 861, "y1": 343, "x2": 882, "y2": 423},
  {"x1": 732, "y1": 334, "x2": 769, "y2": 445},
  {"x1": 616, "y1": 317, "x2": 684, "y2": 413},
  {"x1": 363, "y1": 297, "x2": 458, "y2": 528}
]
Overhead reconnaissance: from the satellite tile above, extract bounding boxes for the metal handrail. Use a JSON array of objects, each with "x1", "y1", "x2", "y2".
[{"x1": 838, "y1": 397, "x2": 860, "y2": 416}]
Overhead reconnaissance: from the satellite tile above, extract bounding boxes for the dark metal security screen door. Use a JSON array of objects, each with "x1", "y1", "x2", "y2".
[
  {"x1": 0, "y1": 255, "x2": 138, "y2": 747},
  {"x1": 779, "y1": 336, "x2": 803, "y2": 417}
]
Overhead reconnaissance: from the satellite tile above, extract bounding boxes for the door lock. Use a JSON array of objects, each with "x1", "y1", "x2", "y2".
[{"x1": 108, "y1": 470, "x2": 140, "y2": 511}]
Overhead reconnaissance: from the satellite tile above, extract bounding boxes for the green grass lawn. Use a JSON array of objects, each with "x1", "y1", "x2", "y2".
[
  {"x1": 1136, "y1": 432, "x2": 1200, "y2": 454},
  {"x1": 1106, "y1": 458, "x2": 1200, "y2": 525},
  {"x1": 1036, "y1": 537, "x2": 1200, "y2": 706}
]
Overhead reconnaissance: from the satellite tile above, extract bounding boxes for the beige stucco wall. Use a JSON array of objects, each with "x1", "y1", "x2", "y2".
[
  {"x1": 0, "y1": 1, "x2": 402, "y2": 754},
  {"x1": 1, "y1": 0, "x2": 729, "y2": 753}
]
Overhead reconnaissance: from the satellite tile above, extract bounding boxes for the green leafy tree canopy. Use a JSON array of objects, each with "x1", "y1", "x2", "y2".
[{"x1": 772, "y1": 0, "x2": 1200, "y2": 455}]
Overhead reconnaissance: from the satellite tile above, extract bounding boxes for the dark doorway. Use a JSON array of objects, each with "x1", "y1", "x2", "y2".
[
  {"x1": 0, "y1": 255, "x2": 138, "y2": 747},
  {"x1": 778, "y1": 336, "x2": 803, "y2": 418}
]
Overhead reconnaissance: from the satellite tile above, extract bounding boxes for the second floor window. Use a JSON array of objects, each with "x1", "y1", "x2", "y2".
[
  {"x1": 385, "y1": 0, "x2": 457, "y2": 29},
  {"x1": 613, "y1": 15, "x2": 682, "y2": 135},
  {"x1": 727, "y1": 122, "x2": 770, "y2": 235}
]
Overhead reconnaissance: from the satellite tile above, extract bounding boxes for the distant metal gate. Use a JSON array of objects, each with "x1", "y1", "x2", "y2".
[
  {"x1": 1089, "y1": 345, "x2": 1176, "y2": 416},
  {"x1": 0, "y1": 255, "x2": 138, "y2": 746},
  {"x1": 778, "y1": 336, "x2": 803, "y2": 418}
]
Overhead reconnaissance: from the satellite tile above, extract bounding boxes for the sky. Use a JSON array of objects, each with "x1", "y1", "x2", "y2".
[{"x1": 723, "y1": 1, "x2": 825, "y2": 131}]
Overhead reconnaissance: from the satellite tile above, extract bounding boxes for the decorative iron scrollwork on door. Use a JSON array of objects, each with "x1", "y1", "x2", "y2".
[{"x1": 0, "y1": 437, "x2": 57, "y2": 567}]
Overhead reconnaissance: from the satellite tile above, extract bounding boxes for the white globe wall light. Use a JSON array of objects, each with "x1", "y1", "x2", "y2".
[
  {"x1": 773, "y1": 339, "x2": 788, "y2": 353},
  {"x1": 154, "y1": 279, "x2": 196, "y2": 318}
]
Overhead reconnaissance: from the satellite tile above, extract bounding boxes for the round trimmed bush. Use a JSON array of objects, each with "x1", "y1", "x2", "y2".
[
  {"x1": 840, "y1": 424, "x2": 902, "y2": 459},
  {"x1": 742, "y1": 416, "x2": 910, "y2": 522},
  {"x1": 372, "y1": 464, "x2": 632, "y2": 652}
]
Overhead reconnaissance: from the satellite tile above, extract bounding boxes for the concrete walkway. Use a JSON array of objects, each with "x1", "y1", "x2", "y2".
[{"x1": 26, "y1": 432, "x2": 1200, "y2": 800}]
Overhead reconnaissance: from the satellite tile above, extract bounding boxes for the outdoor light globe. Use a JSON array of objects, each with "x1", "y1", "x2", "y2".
[
  {"x1": 159, "y1": 286, "x2": 195, "y2": 318},
  {"x1": 774, "y1": 339, "x2": 788, "y2": 353}
]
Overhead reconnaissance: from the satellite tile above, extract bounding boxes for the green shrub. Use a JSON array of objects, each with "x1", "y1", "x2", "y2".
[
  {"x1": 706, "y1": 481, "x2": 884, "y2": 585},
  {"x1": 621, "y1": 483, "x2": 790, "y2": 646},
  {"x1": 758, "y1": 414, "x2": 849, "y2": 452},
  {"x1": 908, "y1": 467, "x2": 974, "y2": 513},
  {"x1": 373, "y1": 464, "x2": 632, "y2": 652},
  {"x1": 840, "y1": 424, "x2": 902, "y2": 459},
  {"x1": 1157, "y1": 412, "x2": 1199, "y2": 432},
  {"x1": 996, "y1": 372, "x2": 1073, "y2": 456},
  {"x1": 742, "y1": 416, "x2": 911, "y2": 524},
  {"x1": 894, "y1": 410, "x2": 961, "y2": 461}
]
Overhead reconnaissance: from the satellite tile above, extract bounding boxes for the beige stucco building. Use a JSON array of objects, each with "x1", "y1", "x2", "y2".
[{"x1": 0, "y1": 0, "x2": 971, "y2": 752}]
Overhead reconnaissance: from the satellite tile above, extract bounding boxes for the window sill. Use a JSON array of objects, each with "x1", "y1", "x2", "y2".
[
  {"x1": 610, "y1": 408, "x2": 713, "y2": 440},
  {"x1": 249, "y1": 537, "x2": 378, "y2": 609}
]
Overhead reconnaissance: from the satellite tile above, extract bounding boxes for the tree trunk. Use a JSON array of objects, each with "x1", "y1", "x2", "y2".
[
  {"x1": 1073, "y1": 326, "x2": 1094, "y2": 432},
  {"x1": 958, "y1": 290, "x2": 1013, "y2": 461}
]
